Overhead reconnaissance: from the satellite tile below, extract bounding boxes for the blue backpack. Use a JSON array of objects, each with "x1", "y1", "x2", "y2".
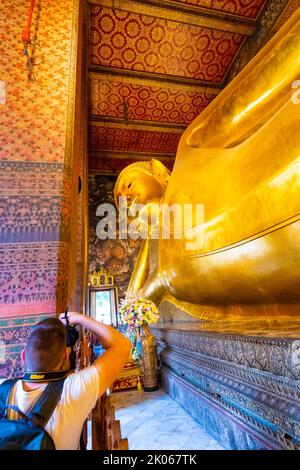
[{"x1": 0, "y1": 378, "x2": 65, "y2": 450}]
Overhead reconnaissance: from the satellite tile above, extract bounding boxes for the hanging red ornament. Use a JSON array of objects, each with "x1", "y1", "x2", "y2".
[{"x1": 22, "y1": 0, "x2": 35, "y2": 45}]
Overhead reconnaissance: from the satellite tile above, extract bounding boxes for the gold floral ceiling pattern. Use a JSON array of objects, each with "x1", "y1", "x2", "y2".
[
  {"x1": 90, "y1": 7, "x2": 243, "y2": 81},
  {"x1": 87, "y1": 0, "x2": 291, "y2": 174},
  {"x1": 89, "y1": 78, "x2": 215, "y2": 124}
]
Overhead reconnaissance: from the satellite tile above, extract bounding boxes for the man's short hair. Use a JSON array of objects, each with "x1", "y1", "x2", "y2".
[{"x1": 25, "y1": 318, "x2": 67, "y2": 371}]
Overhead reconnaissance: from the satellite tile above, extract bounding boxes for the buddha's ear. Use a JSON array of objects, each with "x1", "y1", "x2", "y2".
[{"x1": 150, "y1": 159, "x2": 170, "y2": 189}]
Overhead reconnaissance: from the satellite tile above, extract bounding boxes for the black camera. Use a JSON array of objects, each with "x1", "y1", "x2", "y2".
[
  {"x1": 64, "y1": 309, "x2": 79, "y2": 369},
  {"x1": 64, "y1": 309, "x2": 79, "y2": 347}
]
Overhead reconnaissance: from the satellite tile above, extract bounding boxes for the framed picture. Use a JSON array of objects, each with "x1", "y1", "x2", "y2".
[
  {"x1": 99, "y1": 274, "x2": 107, "y2": 286},
  {"x1": 90, "y1": 275, "x2": 99, "y2": 286},
  {"x1": 107, "y1": 275, "x2": 114, "y2": 286}
]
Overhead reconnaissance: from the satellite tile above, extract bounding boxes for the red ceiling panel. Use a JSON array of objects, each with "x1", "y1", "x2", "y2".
[
  {"x1": 167, "y1": 0, "x2": 266, "y2": 18},
  {"x1": 89, "y1": 77, "x2": 215, "y2": 124},
  {"x1": 90, "y1": 6, "x2": 244, "y2": 82},
  {"x1": 88, "y1": 1, "x2": 271, "y2": 172},
  {"x1": 90, "y1": 125, "x2": 182, "y2": 154}
]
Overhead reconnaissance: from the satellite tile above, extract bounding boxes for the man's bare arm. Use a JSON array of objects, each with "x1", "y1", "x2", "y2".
[{"x1": 60, "y1": 312, "x2": 131, "y2": 397}]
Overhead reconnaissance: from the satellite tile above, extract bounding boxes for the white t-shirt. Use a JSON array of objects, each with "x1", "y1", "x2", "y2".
[{"x1": 0, "y1": 365, "x2": 100, "y2": 450}]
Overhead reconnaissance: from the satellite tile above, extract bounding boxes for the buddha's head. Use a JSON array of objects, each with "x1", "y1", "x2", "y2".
[{"x1": 114, "y1": 159, "x2": 170, "y2": 211}]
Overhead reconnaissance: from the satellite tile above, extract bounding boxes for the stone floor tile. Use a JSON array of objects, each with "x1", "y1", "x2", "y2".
[{"x1": 111, "y1": 389, "x2": 224, "y2": 450}]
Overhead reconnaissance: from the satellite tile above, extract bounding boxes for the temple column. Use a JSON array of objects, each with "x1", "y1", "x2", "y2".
[{"x1": 0, "y1": 0, "x2": 87, "y2": 377}]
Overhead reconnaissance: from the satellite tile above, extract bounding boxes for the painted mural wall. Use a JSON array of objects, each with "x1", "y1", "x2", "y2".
[
  {"x1": 89, "y1": 175, "x2": 141, "y2": 301},
  {"x1": 0, "y1": 0, "x2": 84, "y2": 378}
]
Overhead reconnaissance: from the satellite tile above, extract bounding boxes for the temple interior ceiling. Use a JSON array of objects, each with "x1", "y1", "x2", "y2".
[{"x1": 87, "y1": 0, "x2": 295, "y2": 174}]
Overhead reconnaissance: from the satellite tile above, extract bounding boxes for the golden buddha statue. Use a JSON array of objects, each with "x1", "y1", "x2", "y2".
[{"x1": 114, "y1": 9, "x2": 300, "y2": 328}]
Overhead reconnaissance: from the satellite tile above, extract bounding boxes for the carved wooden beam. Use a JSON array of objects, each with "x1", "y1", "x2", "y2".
[
  {"x1": 89, "y1": 116, "x2": 187, "y2": 131},
  {"x1": 89, "y1": 150, "x2": 176, "y2": 160},
  {"x1": 88, "y1": 66, "x2": 221, "y2": 95}
]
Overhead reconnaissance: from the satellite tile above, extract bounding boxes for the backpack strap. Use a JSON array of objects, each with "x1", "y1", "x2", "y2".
[
  {"x1": 27, "y1": 379, "x2": 65, "y2": 429},
  {"x1": 2, "y1": 404, "x2": 30, "y2": 421},
  {"x1": 0, "y1": 379, "x2": 20, "y2": 418}
]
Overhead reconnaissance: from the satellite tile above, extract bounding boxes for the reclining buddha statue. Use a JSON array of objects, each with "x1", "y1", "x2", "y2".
[{"x1": 114, "y1": 9, "x2": 300, "y2": 326}]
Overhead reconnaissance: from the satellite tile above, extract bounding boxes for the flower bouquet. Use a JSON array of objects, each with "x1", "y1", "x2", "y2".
[
  {"x1": 118, "y1": 292, "x2": 159, "y2": 330},
  {"x1": 118, "y1": 292, "x2": 159, "y2": 362}
]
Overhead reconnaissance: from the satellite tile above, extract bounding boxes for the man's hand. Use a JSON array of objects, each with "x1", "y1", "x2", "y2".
[{"x1": 59, "y1": 311, "x2": 83, "y2": 326}]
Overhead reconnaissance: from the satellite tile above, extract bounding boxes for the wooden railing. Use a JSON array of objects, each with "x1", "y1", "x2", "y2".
[{"x1": 91, "y1": 390, "x2": 129, "y2": 450}]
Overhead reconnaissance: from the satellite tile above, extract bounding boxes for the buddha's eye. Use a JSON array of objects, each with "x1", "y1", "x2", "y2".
[{"x1": 128, "y1": 182, "x2": 132, "y2": 189}]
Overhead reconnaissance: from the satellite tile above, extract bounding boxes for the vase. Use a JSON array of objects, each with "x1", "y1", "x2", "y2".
[{"x1": 136, "y1": 324, "x2": 159, "y2": 392}]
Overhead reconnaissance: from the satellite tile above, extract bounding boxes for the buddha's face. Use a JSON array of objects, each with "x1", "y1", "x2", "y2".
[{"x1": 117, "y1": 171, "x2": 165, "y2": 212}]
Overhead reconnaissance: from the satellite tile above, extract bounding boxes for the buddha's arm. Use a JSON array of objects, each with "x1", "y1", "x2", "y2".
[
  {"x1": 184, "y1": 9, "x2": 300, "y2": 150},
  {"x1": 128, "y1": 238, "x2": 167, "y2": 304},
  {"x1": 127, "y1": 239, "x2": 150, "y2": 294}
]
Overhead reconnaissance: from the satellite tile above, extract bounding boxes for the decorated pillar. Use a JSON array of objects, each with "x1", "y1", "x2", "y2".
[{"x1": 0, "y1": 0, "x2": 87, "y2": 377}]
